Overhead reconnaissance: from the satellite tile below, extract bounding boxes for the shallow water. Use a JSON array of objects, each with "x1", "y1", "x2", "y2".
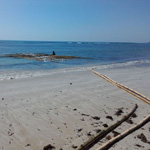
[{"x1": 0, "y1": 40, "x2": 150, "y2": 80}]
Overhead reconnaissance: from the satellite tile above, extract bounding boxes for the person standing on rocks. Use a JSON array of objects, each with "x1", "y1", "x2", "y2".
[{"x1": 52, "y1": 51, "x2": 56, "y2": 55}]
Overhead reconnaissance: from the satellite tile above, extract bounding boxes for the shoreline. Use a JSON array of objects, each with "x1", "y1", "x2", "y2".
[
  {"x1": 0, "y1": 65, "x2": 150, "y2": 150},
  {"x1": 1, "y1": 59, "x2": 150, "y2": 81}
]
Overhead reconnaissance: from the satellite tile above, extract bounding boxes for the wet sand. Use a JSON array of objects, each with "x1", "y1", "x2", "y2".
[{"x1": 0, "y1": 66, "x2": 150, "y2": 150}]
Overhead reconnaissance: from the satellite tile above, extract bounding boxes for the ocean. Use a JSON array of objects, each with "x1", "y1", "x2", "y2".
[{"x1": 0, "y1": 40, "x2": 150, "y2": 80}]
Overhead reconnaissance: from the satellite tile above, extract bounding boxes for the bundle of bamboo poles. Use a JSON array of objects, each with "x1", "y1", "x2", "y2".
[{"x1": 92, "y1": 70, "x2": 150, "y2": 104}]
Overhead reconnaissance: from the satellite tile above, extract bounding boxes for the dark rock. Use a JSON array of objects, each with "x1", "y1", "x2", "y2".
[
  {"x1": 106, "y1": 135, "x2": 112, "y2": 140},
  {"x1": 103, "y1": 124, "x2": 108, "y2": 128},
  {"x1": 77, "y1": 128, "x2": 83, "y2": 132},
  {"x1": 43, "y1": 144, "x2": 55, "y2": 150},
  {"x1": 8, "y1": 132, "x2": 14, "y2": 136},
  {"x1": 81, "y1": 113, "x2": 89, "y2": 117},
  {"x1": 92, "y1": 116, "x2": 100, "y2": 120},
  {"x1": 2, "y1": 98, "x2": 4, "y2": 100},
  {"x1": 87, "y1": 132, "x2": 92, "y2": 136},
  {"x1": 135, "y1": 144, "x2": 144, "y2": 148},
  {"x1": 72, "y1": 145, "x2": 77, "y2": 149},
  {"x1": 25, "y1": 144, "x2": 31, "y2": 147},
  {"x1": 132, "y1": 113, "x2": 137, "y2": 118},
  {"x1": 106, "y1": 116, "x2": 113, "y2": 121}
]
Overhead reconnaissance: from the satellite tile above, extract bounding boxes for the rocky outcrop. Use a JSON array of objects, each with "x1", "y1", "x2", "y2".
[{"x1": 5, "y1": 53, "x2": 84, "y2": 62}]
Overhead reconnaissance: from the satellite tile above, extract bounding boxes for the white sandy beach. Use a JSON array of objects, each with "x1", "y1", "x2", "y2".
[{"x1": 0, "y1": 65, "x2": 150, "y2": 150}]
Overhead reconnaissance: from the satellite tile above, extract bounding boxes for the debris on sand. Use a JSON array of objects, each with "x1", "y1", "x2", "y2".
[
  {"x1": 115, "y1": 108, "x2": 124, "y2": 116},
  {"x1": 126, "y1": 118, "x2": 134, "y2": 124},
  {"x1": 25, "y1": 144, "x2": 31, "y2": 147},
  {"x1": 137, "y1": 133, "x2": 150, "y2": 144},
  {"x1": 92, "y1": 116, "x2": 100, "y2": 120},
  {"x1": 112, "y1": 131, "x2": 120, "y2": 137},
  {"x1": 106, "y1": 116, "x2": 113, "y2": 121},
  {"x1": 43, "y1": 144, "x2": 55, "y2": 150}
]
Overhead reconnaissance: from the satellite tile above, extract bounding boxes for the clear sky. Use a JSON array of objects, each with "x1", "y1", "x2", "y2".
[{"x1": 0, "y1": 0, "x2": 150, "y2": 42}]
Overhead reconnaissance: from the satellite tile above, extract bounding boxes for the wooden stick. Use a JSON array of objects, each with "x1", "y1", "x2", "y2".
[
  {"x1": 78, "y1": 104, "x2": 138, "y2": 150},
  {"x1": 96, "y1": 114, "x2": 150, "y2": 150},
  {"x1": 92, "y1": 70, "x2": 150, "y2": 104}
]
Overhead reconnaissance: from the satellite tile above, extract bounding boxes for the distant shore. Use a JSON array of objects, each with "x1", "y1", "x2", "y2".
[{"x1": 0, "y1": 65, "x2": 150, "y2": 150}]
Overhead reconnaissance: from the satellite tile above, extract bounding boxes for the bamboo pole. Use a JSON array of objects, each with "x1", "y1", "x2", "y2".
[
  {"x1": 96, "y1": 114, "x2": 150, "y2": 150},
  {"x1": 78, "y1": 104, "x2": 138, "y2": 150},
  {"x1": 92, "y1": 70, "x2": 150, "y2": 104}
]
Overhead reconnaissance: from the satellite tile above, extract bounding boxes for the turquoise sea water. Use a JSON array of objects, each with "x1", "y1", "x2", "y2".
[{"x1": 0, "y1": 40, "x2": 150, "y2": 71}]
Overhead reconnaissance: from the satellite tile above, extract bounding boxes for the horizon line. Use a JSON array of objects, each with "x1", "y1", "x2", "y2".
[{"x1": 0, "y1": 39, "x2": 149, "y2": 44}]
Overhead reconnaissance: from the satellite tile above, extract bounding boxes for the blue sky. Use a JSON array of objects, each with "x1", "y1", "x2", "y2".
[{"x1": 0, "y1": 0, "x2": 150, "y2": 42}]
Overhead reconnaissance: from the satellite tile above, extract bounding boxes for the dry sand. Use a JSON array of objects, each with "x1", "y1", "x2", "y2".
[{"x1": 0, "y1": 66, "x2": 150, "y2": 150}]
